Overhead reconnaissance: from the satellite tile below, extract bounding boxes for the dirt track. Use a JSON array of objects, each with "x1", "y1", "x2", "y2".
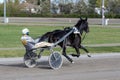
[{"x1": 0, "y1": 53, "x2": 120, "y2": 80}]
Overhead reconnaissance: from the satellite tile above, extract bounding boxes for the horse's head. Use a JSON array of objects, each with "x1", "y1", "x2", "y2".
[{"x1": 75, "y1": 17, "x2": 89, "y2": 34}]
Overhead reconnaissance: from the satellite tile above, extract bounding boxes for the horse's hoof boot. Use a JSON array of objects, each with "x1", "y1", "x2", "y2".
[{"x1": 71, "y1": 61, "x2": 75, "y2": 64}]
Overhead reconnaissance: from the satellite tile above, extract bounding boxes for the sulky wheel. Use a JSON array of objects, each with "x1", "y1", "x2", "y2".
[
  {"x1": 24, "y1": 53, "x2": 37, "y2": 68},
  {"x1": 49, "y1": 51, "x2": 63, "y2": 70}
]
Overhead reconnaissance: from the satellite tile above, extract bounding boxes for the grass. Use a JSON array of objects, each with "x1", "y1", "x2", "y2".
[
  {"x1": 0, "y1": 24, "x2": 120, "y2": 57},
  {"x1": 82, "y1": 25, "x2": 120, "y2": 44},
  {"x1": 0, "y1": 50, "x2": 24, "y2": 57}
]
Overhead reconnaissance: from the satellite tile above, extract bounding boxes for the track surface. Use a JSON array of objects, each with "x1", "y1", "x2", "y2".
[{"x1": 0, "y1": 53, "x2": 120, "y2": 80}]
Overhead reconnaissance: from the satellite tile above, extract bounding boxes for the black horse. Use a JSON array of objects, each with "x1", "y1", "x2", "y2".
[{"x1": 39, "y1": 17, "x2": 90, "y2": 63}]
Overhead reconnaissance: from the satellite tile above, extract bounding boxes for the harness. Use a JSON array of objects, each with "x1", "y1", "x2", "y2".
[
  {"x1": 39, "y1": 27, "x2": 87, "y2": 48},
  {"x1": 81, "y1": 32, "x2": 87, "y2": 42},
  {"x1": 72, "y1": 27, "x2": 87, "y2": 42}
]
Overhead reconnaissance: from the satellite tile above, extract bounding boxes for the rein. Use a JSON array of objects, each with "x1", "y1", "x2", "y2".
[
  {"x1": 81, "y1": 32, "x2": 87, "y2": 42},
  {"x1": 78, "y1": 22, "x2": 88, "y2": 42}
]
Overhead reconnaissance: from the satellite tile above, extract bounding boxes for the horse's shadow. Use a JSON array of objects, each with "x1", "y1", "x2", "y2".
[
  {"x1": 0, "y1": 63, "x2": 26, "y2": 68},
  {"x1": 37, "y1": 60, "x2": 51, "y2": 69},
  {"x1": 0, "y1": 59, "x2": 71, "y2": 70}
]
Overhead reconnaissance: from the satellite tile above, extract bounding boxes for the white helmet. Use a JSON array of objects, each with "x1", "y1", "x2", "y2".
[{"x1": 22, "y1": 28, "x2": 29, "y2": 35}]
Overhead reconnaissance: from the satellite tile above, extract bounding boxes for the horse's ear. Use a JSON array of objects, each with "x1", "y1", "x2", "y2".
[{"x1": 85, "y1": 17, "x2": 88, "y2": 21}]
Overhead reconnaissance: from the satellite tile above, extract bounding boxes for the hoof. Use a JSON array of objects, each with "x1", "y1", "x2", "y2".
[
  {"x1": 38, "y1": 55, "x2": 41, "y2": 58},
  {"x1": 87, "y1": 53, "x2": 91, "y2": 57},
  {"x1": 71, "y1": 61, "x2": 75, "y2": 64},
  {"x1": 69, "y1": 59, "x2": 74, "y2": 64},
  {"x1": 71, "y1": 54, "x2": 80, "y2": 58}
]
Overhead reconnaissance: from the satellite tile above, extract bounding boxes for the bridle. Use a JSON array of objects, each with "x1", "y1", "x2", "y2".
[{"x1": 75, "y1": 21, "x2": 88, "y2": 42}]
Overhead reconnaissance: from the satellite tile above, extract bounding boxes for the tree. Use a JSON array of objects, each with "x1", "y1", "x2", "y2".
[
  {"x1": 96, "y1": 0, "x2": 108, "y2": 7},
  {"x1": 72, "y1": 0, "x2": 88, "y2": 14},
  {"x1": 107, "y1": 0, "x2": 120, "y2": 14},
  {"x1": 15, "y1": 0, "x2": 19, "y2": 4},
  {"x1": 36, "y1": 0, "x2": 50, "y2": 14},
  {"x1": 26, "y1": 0, "x2": 37, "y2": 4},
  {"x1": 0, "y1": 3, "x2": 4, "y2": 16},
  {"x1": 6, "y1": 0, "x2": 24, "y2": 16},
  {"x1": 88, "y1": 0, "x2": 97, "y2": 14},
  {"x1": 59, "y1": 3, "x2": 73, "y2": 14},
  {"x1": 51, "y1": 3, "x2": 59, "y2": 14},
  {"x1": 41, "y1": 0, "x2": 50, "y2": 14},
  {"x1": 25, "y1": 0, "x2": 50, "y2": 14}
]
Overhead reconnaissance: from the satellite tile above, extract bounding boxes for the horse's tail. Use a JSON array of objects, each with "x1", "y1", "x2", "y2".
[{"x1": 39, "y1": 31, "x2": 53, "y2": 42}]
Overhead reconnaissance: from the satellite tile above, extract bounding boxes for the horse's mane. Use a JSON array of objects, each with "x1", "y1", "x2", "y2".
[
  {"x1": 75, "y1": 17, "x2": 88, "y2": 28},
  {"x1": 74, "y1": 19, "x2": 82, "y2": 28}
]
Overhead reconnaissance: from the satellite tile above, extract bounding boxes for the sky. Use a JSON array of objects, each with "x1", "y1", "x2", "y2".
[{"x1": 0, "y1": 0, "x2": 3, "y2": 3}]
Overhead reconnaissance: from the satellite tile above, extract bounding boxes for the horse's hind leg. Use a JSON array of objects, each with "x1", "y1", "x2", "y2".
[
  {"x1": 80, "y1": 45, "x2": 91, "y2": 57},
  {"x1": 62, "y1": 46, "x2": 74, "y2": 63}
]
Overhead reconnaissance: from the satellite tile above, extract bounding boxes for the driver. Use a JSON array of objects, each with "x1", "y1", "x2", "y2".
[
  {"x1": 21, "y1": 28, "x2": 53, "y2": 51},
  {"x1": 21, "y1": 28, "x2": 35, "y2": 51}
]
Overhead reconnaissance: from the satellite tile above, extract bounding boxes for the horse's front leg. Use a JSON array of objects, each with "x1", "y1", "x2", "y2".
[
  {"x1": 80, "y1": 45, "x2": 91, "y2": 57},
  {"x1": 62, "y1": 46, "x2": 74, "y2": 63},
  {"x1": 71, "y1": 46, "x2": 80, "y2": 57}
]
